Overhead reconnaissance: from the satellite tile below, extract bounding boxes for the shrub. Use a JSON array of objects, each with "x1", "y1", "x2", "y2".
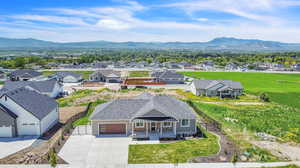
[
  {"x1": 260, "y1": 93, "x2": 270, "y2": 102},
  {"x1": 49, "y1": 149, "x2": 57, "y2": 167}
]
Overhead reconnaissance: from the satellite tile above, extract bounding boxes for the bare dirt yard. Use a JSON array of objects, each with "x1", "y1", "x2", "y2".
[
  {"x1": 252, "y1": 141, "x2": 300, "y2": 161},
  {"x1": 59, "y1": 106, "x2": 87, "y2": 123}
]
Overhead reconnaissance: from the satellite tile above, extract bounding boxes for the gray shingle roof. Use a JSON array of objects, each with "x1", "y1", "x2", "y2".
[
  {"x1": 54, "y1": 72, "x2": 82, "y2": 79},
  {"x1": 2, "y1": 87, "x2": 58, "y2": 120},
  {"x1": 193, "y1": 79, "x2": 243, "y2": 90},
  {"x1": 1, "y1": 80, "x2": 58, "y2": 94},
  {"x1": 151, "y1": 70, "x2": 184, "y2": 79},
  {"x1": 0, "y1": 103, "x2": 18, "y2": 119},
  {"x1": 10, "y1": 69, "x2": 42, "y2": 78},
  {"x1": 91, "y1": 70, "x2": 121, "y2": 78},
  {"x1": 90, "y1": 93, "x2": 196, "y2": 121}
]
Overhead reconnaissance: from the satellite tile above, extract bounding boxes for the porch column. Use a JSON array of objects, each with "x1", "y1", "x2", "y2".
[
  {"x1": 173, "y1": 122, "x2": 177, "y2": 135},
  {"x1": 146, "y1": 121, "x2": 148, "y2": 136},
  {"x1": 160, "y1": 121, "x2": 162, "y2": 136},
  {"x1": 132, "y1": 122, "x2": 134, "y2": 135}
]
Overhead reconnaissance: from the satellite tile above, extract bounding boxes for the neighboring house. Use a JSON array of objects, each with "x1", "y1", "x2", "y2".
[
  {"x1": 89, "y1": 70, "x2": 122, "y2": 83},
  {"x1": 1, "y1": 80, "x2": 63, "y2": 98},
  {"x1": 90, "y1": 93, "x2": 197, "y2": 139},
  {"x1": 9, "y1": 69, "x2": 43, "y2": 81},
  {"x1": 52, "y1": 72, "x2": 83, "y2": 83},
  {"x1": 0, "y1": 87, "x2": 59, "y2": 137},
  {"x1": 191, "y1": 79, "x2": 244, "y2": 98},
  {"x1": 151, "y1": 70, "x2": 185, "y2": 84},
  {"x1": 293, "y1": 64, "x2": 300, "y2": 71},
  {"x1": 0, "y1": 71, "x2": 6, "y2": 81}
]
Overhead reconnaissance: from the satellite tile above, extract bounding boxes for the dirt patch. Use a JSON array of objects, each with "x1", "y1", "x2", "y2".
[
  {"x1": 82, "y1": 81, "x2": 105, "y2": 87},
  {"x1": 59, "y1": 106, "x2": 86, "y2": 124},
  {"x1": 252, "y1": 141, "x2": 300, "y2": 161}
]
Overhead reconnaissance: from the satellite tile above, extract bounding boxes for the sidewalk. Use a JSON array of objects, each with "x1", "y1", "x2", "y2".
[{"x1": 0, "y1": 161, "x2": 299, "y2": 168}]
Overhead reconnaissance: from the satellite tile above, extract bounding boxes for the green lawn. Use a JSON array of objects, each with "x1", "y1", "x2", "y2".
[
  {"x1": 267, "y1": 165, "x2": 300, "y2": 168},
  {"x1": 42, "y1": 71, "x2": 93, "y2": 80},
  {"x1": 129, "y1": 71, "x2": 150, "y2": 77},
  {"x1": 128, "y1": 131, "x2": 219, "y2": 164},
  {"x1": 193, "y1": 102, "x2": 300, "y2": 143},
  {"x1": 73, "y1": 99, "x2": 106, "y2": 126},
  {"x1": 182, "y1": 72, "x2": 300, "y2": 109}
]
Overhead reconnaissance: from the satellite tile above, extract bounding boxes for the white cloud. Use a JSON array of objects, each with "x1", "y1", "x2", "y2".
[
  {"x1": 96, "y1": 19, "x2": 131, "y2": 30},
  {"x1": 196, "y1": 18, "x2": 208, "y2": 22},
  {"x1": 10, "y1": 15, "x2": 88, "y2": 26},
  {"x1": 1, "y1": 0, "x2": 300, "y2": 42}
]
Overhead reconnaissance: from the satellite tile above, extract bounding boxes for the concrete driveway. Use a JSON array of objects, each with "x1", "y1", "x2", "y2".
[
  {"x1": 0, "y1": 136, "x2": 37, "y2": 159},
  {"x1": 59, "y1": 135, "x2": 130, "y2": 168}
]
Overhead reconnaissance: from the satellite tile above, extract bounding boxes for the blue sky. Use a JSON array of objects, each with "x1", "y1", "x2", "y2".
[{"x1": 1, "y1": 0, "x2": 300, "y2": 42}]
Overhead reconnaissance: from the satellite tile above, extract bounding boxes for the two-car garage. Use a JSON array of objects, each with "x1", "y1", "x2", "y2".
[{"x1": 98, "y1": 123, "x2": 127, "y2": 135}]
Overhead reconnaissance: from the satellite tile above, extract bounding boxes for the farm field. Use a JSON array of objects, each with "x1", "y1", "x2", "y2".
[
  {"x1": 193, "y1": 102, "x2": 300, "y2": 143},
  {"x1": 42, "y1": 71, "x2": 93, "y2": 80},
  {"x1": 182, "y1": 72, "x2": 300, "y2": 109}
]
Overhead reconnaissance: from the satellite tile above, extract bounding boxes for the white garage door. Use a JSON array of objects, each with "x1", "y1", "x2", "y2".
[{"x1": 0, "y1": 126, "x2": 13, "y2": 137}]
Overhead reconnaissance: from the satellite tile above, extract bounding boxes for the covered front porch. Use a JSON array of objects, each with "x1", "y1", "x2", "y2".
[{"x1": 131, "y1": 119, "x2": 177, "y2": 140}]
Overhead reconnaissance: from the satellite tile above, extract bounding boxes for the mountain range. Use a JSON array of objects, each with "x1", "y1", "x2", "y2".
[{"x1": 1, "y1": 37, "x2": 300, "y2": 52}]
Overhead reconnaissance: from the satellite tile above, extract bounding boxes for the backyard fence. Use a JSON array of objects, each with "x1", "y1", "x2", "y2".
[{"x1": 187, "y1": 100, "x2": 222, "y2": 132}]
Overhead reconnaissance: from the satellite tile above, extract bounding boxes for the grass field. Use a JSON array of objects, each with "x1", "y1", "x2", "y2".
[
  {"x1": 182, "y1": 72, "x2": 300, "y2": 109},
  {"x1": 42, "y1": 71, "x2": 93, "y2": 80},
  {"x1": 129, "y1": 71, "x2": 150, "y2": 77},
  {"x1": 193, "y1": 102, "x2": 300, "y2": 143},
  {"x1": 128, "y1": 131, "x2": 219, "y2": 163}
]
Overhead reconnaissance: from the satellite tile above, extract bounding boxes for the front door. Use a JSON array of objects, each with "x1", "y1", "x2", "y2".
[{"x1": 150, "y1": 122, "x2": 156, "y2": 132}]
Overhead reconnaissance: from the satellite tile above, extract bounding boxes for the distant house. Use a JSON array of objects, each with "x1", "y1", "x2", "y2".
[
  {"x1": 9, "y1": 69, "x2": 43, "y2": 81},
  {"x1": 0, "y1": 71, "x2": 6, "y2": 81},
  {"x1": 293, "y1": 64, "x2": 300, "y2": 71},
  {"x1": 151, "y1": 70, "x2": 185, "y2": 84},
  {"x1": 0, "y1": 87, "x2": 59, "y2": 137},
  {"x1": 1, "y1": 80, "x2": 63, "y2": 98},
  {"x1": 89, "y1": 70, "x2": 122, "y2": 83},
  {"x1": 90, "y1": 93, "x2": 197, "y2": 139},
  {"x1": 191, "y1": 79, "x2": 244, "y2": 98},
  {"x1": 52, "y1": 72, "x2": 83, "y2": 83}
]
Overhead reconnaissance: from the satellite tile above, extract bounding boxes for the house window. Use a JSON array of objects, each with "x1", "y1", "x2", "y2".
[
  {"x1": 135, "y1": 121, "x2": 144, "y2": 128},
  {"x1": 163, "y1": 122, "x2": 172, "y2": 127},
  {"x1": 181, "y1": 119, "x2": 190, "y2": 127}
]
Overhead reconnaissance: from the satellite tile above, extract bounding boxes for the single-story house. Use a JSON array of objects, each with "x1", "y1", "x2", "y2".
[
  {"x1": 9, "y1": 69, "x2": 43, "y2": 81},
  {"x1": 89, "y1": 70, "x2": 122, "y2": 83},
  {"x1": 52, "y1": 72, "x2": 83, "y2": 83},
  {"x1": 0, "y1": 87, "x2": 59, "y2": 137},
  {"x1": 191, "y1": 79, "x2": 244, "y2": 98},
  {"x1": 1, "y1": 79, "x2": 63, "y2": 98},
  {"x1": 90, "y1": 93, "x2": 197, "y2": 139},
  {"x1": 151, "y1": 70, "x2": 185, "y2": 84}
]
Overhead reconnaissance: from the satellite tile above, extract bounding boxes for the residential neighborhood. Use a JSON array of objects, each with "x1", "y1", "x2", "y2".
[{"x1": 1, "y1": 0, "x2": 300, "y2": 167}]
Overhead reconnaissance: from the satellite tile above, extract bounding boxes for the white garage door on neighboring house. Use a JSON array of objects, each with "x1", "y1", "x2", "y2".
[{"x1": 0, "y1": 126, "x2": 13, "y2": 137}]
